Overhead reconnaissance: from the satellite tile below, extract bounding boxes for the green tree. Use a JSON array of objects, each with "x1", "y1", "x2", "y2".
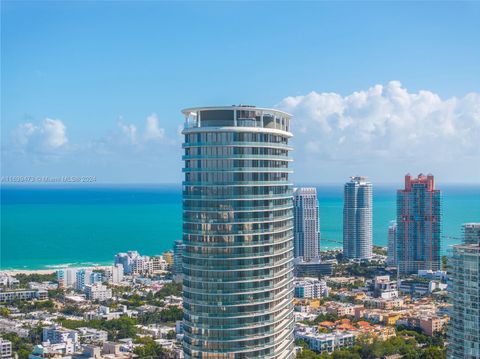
[
  {"x1": 138, "y1": 307, "x2": 183, "y2": 325},
  {"x1": 133, "y1": 337, "x2": 174, "y2": 358},
  {"x1": 0, "y1": 307, "x2": 11, "y2": 317},
  {"x1": 441, "y1": 256, "x2": 448, "y2": 271},
  {"x1": 155, "y1": 283, "x2": 182, "y2": 299},
  {"x1": 422, "y1": 346, "x2": 446, "y2": 359}
]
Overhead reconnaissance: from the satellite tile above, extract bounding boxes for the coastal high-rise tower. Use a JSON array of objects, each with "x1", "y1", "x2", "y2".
[
  {"x1": 447, "y1": 224, "x2": 480, "y2": 359},
  {"x1": 181, "y1": 106, "x2": 295, "y2": 358},
  {"x1": 343, "y1": 176, "x2": 373, "y2": 260},
  {"x1": 387, "y1": 221, "x2": 397, "y2": 266},
  {"x1": 463, "y1": 223, "x2": 480, "y2": 245},
  {"x1": 173, "y1": 240, "x2": 184, "y2": 283},
  {"x1": 293, "y1": 187, "x2": 320, "y2": 261},
  {"x1": 396, "y1": 174, "x2": 441, "y2": 275}
]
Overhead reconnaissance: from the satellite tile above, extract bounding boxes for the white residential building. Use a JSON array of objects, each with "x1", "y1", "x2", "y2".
[
  {"x1": 114, "y1": 251, "x2": 168, "y2": 276},
  {"x1": 105, "y1": 264, "x2": 124, "y2": 284},
  {"x1": 56, "y1": 269, "x2": 78, "y2": 289},
  {"x1": 43, "y1": 326, "x2": 79, "y2": 344},
  {"x1": 77, "y1": 327, "x2": 108, "y2": 343},
  {"x1": 294, "y1": 278, "x2": 329, "y2": 299},
  {"x1": 84, "y1": 283, "x2": 112, "y2": 301},
  {"x1": 373, "y1": 275, "x2": 398, "y2": 299},
  {"x1": 75, "y1": 269, "x2": 93, "y2": 291},
  {"x1": 295, "y1": 327, "x2": 355, "y2": 354},
  {"x1": 42, "y1": 326, "x2": 79, "y2": 354},
  {"x1": 0, "y1": 339, "x2": 12, "y2": 359},
  {"x1": 0, "y1": 273, "x2": 19, "y2": 288},
  {"x1": 84, "y1": 305, "x2": 136, "y2": 321},
  {"x1": 417, "y1": 270, "x2": 448, "y2": 281},
  {"x1": 0, "y1": 290, "x2": 47, "y2": 302},
  {"x1": 131, "y1": 256, "x2": 149, "y2": 274},
  {"x1": 150, "y1": 256, "x2": 168, "y2": 273},
  {"x1": 114, "y1": 251, "x2": 141, "y2": 274}
]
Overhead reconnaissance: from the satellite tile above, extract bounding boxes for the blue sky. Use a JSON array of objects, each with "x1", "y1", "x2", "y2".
[{"x1": 2, "y1": 1, "x2": 480, "y2": 184}]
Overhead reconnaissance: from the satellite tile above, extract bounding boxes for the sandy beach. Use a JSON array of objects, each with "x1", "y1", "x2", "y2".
[{"x1": 1, "y1": 265, "x2": 113, "y2": 276}]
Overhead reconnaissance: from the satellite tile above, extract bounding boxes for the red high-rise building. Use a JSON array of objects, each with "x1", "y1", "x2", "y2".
[{"x1": 396, "y1": 174, "x2": 441, "y2": 275}]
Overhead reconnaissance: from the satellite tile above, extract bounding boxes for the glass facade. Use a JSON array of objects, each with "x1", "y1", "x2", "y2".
[
  {"x1": 181, "y1": 106, "x2": 295, "y2": 358},
  {"x1": 293, "y1": 188, "x2": 320, "y2": 260},
  {"x1": 447, "y1": 242, "x2": 480, "y2": 359}
]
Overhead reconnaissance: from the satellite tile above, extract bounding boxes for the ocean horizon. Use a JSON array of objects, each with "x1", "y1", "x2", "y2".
[{"x1": 1, "y1": 183, "x2": 479, "y2": 270}]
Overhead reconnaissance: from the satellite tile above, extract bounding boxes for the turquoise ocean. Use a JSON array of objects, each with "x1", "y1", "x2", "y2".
[{"x1": 1, "y1": 184, "x2": 479, "y2": 270}]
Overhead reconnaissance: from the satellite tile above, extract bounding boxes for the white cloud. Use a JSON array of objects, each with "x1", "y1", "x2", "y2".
[
  {"x1": 277, "y1": 82, "x2": 480, "y2": 170},
  {"x1": 42, "y1": 118, "x2": 68, "y2": 148},
  {"x1": 144, "y1": 113, "x2": 165, "y2": 141},
  {"x1": 13, "y1": 118, "x2": 68, "y2": 151},
  {"x1": 5, "y1": 86, "x2": 479, "y2": 183},
  {"x1": 117, "y1": 121, "x2": 138, "y2": 145}
]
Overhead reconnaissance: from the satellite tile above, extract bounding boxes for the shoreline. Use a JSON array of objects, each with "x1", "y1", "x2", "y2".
[{"x1": 0, "y1": 264, "x2": 113, "y2": 276}]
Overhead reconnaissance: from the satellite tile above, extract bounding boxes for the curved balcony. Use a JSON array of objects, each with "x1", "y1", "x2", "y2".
[
  {"x1": 182, "y1": 234, "x2": 294, "y2": 248},
  {"x1": 182, "y1": 294, "x2": 293, "y2": 319},
  {"x1": 182, "y1": 244, "x2": 293, "y2": 261},
  {"x1": 183, "y1": 154, "x2": 291, "y2": 161},
  {"x1": 183, "y1": 203, "x2": 293, "y2": 213},
  {"x1": 183, "y1": 285, "x2": 293, "y2": 308},
  {"x1": 182, "y1": 213, "x2": 293, "y2": 225},
  {"x1": 182, "y1": 141, "x2": 293, "y2": 151},
  {"x1": 183, "y1": 167, "x2": 292, "y2": 173}
]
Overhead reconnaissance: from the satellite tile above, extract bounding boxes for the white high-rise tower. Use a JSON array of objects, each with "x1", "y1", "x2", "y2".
[{"x1": 343, "y1": 176, "x2": 373, "y2": 260}]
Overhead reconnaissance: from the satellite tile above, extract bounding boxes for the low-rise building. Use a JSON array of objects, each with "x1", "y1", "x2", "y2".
[
  {"x1": 0, "y1": 339, "x2": 12, "y2": 359},
  {"x1": 28, "y1": 282, "x2": 58, "y2": 291},
  {"x1": 364, "y1": 297, "x2": 404, "y2": 310},
  {"x1": 294, "y1": 258, "x2": 334, "y2": 277},
  {"x1": 0, "y1": 290, "x2": 48, "y2": 302},
  {"x1": 0, "y1": 273, "x2": 19, "y2": 288},
  {"x1": 399, "y1": 280, "x2": 430, "y2": 296},
  {"x1": 0, "y1": 318, "x2": 30, "y2": 338},
  {"x1": 150, "y1": 256, "x2": 168, "y2": 274},
  {"x1": 372, "y1": 275, "x2": 398, "y2": 300},
  {"x1": 29, "y1": 344, "x2": 73, "y2": 359},
  {"x1": 326, "y1": 303, "x2": 359, "y2": 317},
  {"x1": 77, "y1": 327, "x2": 108, "y2": 343},
  {"x1": 84, "y1": 305, "x2": 137, "y2": 321},
  {"x1": 417, "y1": 270, "x2": 447, "y2": 282},
  {"x1": 43, "y1": 326, "x2": 79, "y2": 346},
  {"x1": 84, "y1": 283, "x2": 112, "y2": 301},
  {"x1": 294, "y1": 278, "x2": 329, "y2": 299},
  {"x1": 295, "y1": 327, "x2": 355, "y2": 354},
  {"x1": 419, "y1": 316, "x2": 448, "y2": 336},
  {"x1": 114, "y1": 251, "x2": 169, "y2": 276}
]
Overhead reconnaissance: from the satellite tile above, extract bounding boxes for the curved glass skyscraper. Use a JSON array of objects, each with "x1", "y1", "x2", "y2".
[{"x1": 181, "y1": 106, "x2": 295, "y2": 358}]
